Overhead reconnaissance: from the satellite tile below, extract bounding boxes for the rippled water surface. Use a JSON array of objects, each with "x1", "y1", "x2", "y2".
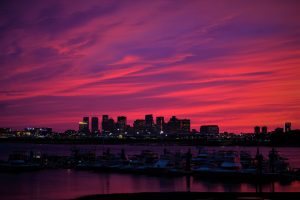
[{"x1": 0, "y1": 143, "x2": 299, "y2": 199}]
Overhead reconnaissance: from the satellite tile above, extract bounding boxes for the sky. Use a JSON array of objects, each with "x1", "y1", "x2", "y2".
[{"x1": 0, "y1": 0, "x2": 299, "y2": 133}]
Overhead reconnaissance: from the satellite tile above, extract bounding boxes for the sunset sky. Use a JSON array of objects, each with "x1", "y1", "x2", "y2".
[{"x1": 0, "y1": 0, "x2": 299, "y2": 133}]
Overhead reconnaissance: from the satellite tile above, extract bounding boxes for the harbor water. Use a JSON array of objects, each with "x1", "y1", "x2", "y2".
[{"x1": 0, "y1": 143, "x2": 300, "y2": 199}]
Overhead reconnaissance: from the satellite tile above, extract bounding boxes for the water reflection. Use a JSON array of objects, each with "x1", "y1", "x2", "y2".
[
  {"x1": 1, "y1": 143, "x2": 300, "y2": 199},
  {"x1": 0, "y1": 170, "x2": 300, "y2": 200},
  {"x1": 186, "y1": 176, "x2": 191, "y2": 192}
]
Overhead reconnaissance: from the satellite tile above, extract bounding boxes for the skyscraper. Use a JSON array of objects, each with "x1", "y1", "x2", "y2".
[
  {"x1": 117, "y1": 116, "x2": 127, "y2": 133},
  {"x1": 262, "y1": 126, "x2": 268, "y2": 134},
  {"x1": 107, "y1": 118, "x2": 116, "y2": 133},
  {"x1": 285, "y1": 122, "x2": 292, "y2": 132},
  {"x1": 79, "y1": 121, "x2": 88, "y2": 133},
  {"x1": 83, "y1": 117, "x2": 90, "y2": 132},
  {"x1": 181, "y1": 119, "x2": 191, "y2": 133},
  {"x1": 145, "y1": 114, "x2": 154, "y2": 132},
  {"x1": 156, "y1": 116, "x2": 165, "y2": 133},
  {"x1": 91, "y1": 117, "x2": 99, "y2": 133},
  {"x1": 167, "y1": 116, "x2": 181, "y2": 133},
  {"x1": 133, "y1": 119, "x2": 145, "y2": 134},
  {"x1": 254, "y1": 126, "x2": 260, "y2": 134},
  {"x1": 102, "y1": 115, "x2": 109, "y2": 132}
]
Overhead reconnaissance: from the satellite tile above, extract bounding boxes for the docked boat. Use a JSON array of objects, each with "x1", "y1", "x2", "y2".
[
  {"x1": 0, "y1": 151, "x2": 43, "y2": 172},
  {"x1": 220, "y1": 151, "x2": 242, "y2": 170},
  {"x1": 191, "y1": 148, "x2": 209, "y2": 165},
  {"x1": 143, "y1": 159, "x2": 174, "y2": 175},
  {"x1": 73, "y1": 147, "x2": 298, "y2": 182}
]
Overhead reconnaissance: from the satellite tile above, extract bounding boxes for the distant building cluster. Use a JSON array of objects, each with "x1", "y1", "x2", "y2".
[
  {"x1": 253, "y1": 122, "x2": 292, "y2": 135},
  {"x1": 0, "y1": 127, "x2": 52, "y2": 137},
  {"x1": 0, "y1": 118, "x2": 296, "y2": 141},
  {"x1": 78, "y1": 114, "x2": 195, "y2": 135},
  {"x1": 200, "y1": 125, "x2": 219, "y2": 136}
]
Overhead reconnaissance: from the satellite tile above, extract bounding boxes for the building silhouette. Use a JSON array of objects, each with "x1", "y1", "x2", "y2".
[
  {"x1": 164, "y1": 116, "x2": 191, "y2": 134},
  {"x1": 79, "y1": 121, "x2": 88, "y2": 133},
  {"x1": 156, "y1": 116, "x2": 165, "y2": 133},
  {"x1": 102, "y1": 115, "x2": 109, "y2": 132},
  {"x1": 262, "y1": 126, "x2": 268, "y2": 134},
  {"x1": 200, "y1": 125, "x2": 219, "y2": 135},
  {"x1": 254, "y1": 126, "x2": 260, "y2": 135},
  {"x1": 107, "y1": 118, "x2": 116, "y2": 133},
  {"x1": 274, "y1": 127, "x2": 284, "y2": 134},
  {"x1": 145, "y1": 114, "x2": 154, "y2": 133},
  {"x1": 71, "y1": 115, "x2": 272, "y2": 136},
  {"x1": 181, "y1": 119, "x2": 191, "y2": 133},
  {"x1": 0, "y1": 128, "x2": 12, "y2": 134},
  {"x1": 83, "y1": 117, "x2": 90, "y2": 133},
  {"x1": 23, "y1": 127, "x2": 52, "y2": 136},
  {"x1": 117, "y1": 116, "x2": 127, "y2": 133},
  {"x1": 168, "y1": 116, "x2": 192, "y2": 134},
  {"x1": 167, "y1": 116, "x2": 181, "y2": 133},
  {"x1": 134, "y1": 119, "x2": 145, "y2": 134},
  {"x1": 91, "y1": 117, "x2": 99, "y2": 133},
  {"x1": 285, "y1": 122, "x2": 292, "y2": 132}
]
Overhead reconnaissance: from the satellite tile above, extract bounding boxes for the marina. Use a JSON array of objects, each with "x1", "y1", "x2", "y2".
[
  {"x1": 1, "y1": 144, "x2": 300, "y2": 199},
  {"x1": 1, "y1": 144, "x2": 299, "y2": 182},
  {"x1": 1, "y1": 0, "x2": 299, "y2": 199}
]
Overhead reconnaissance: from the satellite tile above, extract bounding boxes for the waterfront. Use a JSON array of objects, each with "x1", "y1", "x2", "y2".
[
  {"x1": 1, "y1": 169, "x2": 300, "y2": 200},
  {"x1": 0, "y1": 144, "x2": 300, "y2": 199},
  {"x1": 1, "y1": 143, "x2": 300, "y2": 168}
]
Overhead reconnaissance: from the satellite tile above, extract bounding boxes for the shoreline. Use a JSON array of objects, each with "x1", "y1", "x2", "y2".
[
  {"x1": 74, "y1": 192, "x2": 300, "y2": 200},
  {"x1": 1, "y1": 138, "x2": 300, "y2": 147}
]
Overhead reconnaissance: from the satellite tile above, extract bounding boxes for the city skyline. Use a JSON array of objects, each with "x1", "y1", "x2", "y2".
[
  {"x1": 0, "y1": 1, "x2": 300, "y2": 133},
  {"x1": 0, "y1": 113, "x2": 293, "y2": 135}
]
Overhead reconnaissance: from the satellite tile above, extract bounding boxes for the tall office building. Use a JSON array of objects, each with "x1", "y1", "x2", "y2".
[
  {"x1": 117, "y1": 116, "x2": 127, "y2": 132},
  {"x1": 285, "y1": 122, "x2": 292, "y2": 132},
  {"x1": 133, "y1": 119, "x2": 145, "y2": 134},
  {"x1": 181, "y1": 119, "x2": 191, "y2": 133},
  {"x1": 254, "y1": 126, "x2": 260, "y2": 135},
  {"x1": 145, "y1": 114, "x2": 154, "y2": 132},
  {"x1": 102, "y1": 115, "x2": 109, "y2": 132},
  {"x1": 156, "y1": 116, "x2": 165, "y2": 133},
  {"x1": 83, "y1": 117, "x2": 90, "y2": 132},
  {"x1": 79, "y1": 121, "x2": 88, "y2": 133},
  {"x1": 167, "y1": 116, "x2": 181, "y2": 133},
  {"x1": 107, "y1": 118, "x2": 116, "y2": 133},
  {"x1": 261, "y1": 126, "x2": 268, "y2": 134},
  {"x1": 91, "y1": 117, "x2": 99, "y2": 133}
]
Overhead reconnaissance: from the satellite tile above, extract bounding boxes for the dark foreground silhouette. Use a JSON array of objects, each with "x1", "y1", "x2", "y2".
[{"x1": 74, "y1": 192, "x2": 300, "y2": 200}]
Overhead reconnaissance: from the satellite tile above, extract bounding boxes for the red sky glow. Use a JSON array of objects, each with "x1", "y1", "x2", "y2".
[{"x1": 0, "y1": 0, "x2": 300, "y2": 133}]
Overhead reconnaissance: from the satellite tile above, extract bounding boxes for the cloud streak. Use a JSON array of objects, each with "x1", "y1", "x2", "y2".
[{"x1": 0, "y1": 0, "x2": 299, "y2": 132}]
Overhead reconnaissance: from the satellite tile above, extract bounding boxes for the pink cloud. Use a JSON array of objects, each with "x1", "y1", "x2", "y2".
[{"x1": 0, "y1": 1, "x2": 299, "y2": 132}]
